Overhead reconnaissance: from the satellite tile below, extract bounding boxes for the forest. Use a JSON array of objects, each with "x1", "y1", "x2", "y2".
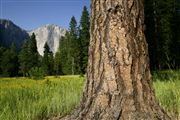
[
  {"x1": 0, "y1": 6, "x2": 90, "y2": 78},
  {"x1": 0, "y1": 0, "x2": 179, "y2": 78}
]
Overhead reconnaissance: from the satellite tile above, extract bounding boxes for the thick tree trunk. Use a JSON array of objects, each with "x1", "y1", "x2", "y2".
[{"x1": 57, "y1": 0, "x2": 171, "y2": 119}]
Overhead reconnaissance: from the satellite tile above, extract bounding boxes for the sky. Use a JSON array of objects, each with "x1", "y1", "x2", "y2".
[{"x1": 0, "y1": 0, "x2": 91, "y2": 30}]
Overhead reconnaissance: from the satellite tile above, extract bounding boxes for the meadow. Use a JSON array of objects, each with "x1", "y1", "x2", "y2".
[
  {"x1": 0, "y1": 71, "x2": 179, "y2": 120},
  {"x1": 0, "y1": 76, "x2": 84, "y2": 120}
]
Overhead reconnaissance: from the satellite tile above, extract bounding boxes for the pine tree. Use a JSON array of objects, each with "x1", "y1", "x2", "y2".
[
  {"x1": 42, "y1": 42, "x2": 49, "y2": 75},
  {"x1": 54, "y1": 37, "x2": 65, "y2": 75},
  {"x1": 69, "y1": 16, "x2": 79, "y2": 74},
  {"x1": 58, "y1": 34, "x2": 71, "y2": 75},
  {"x1": 56, "y1": 15, "x2": 89, "y2": 75},
  {"x1": 28, "y1": 33, "x2": 39, "y2": 68},
  {"x1": 42, "y1": 42, "x2": 54, "y2": 75},
  {"x1": 79, "y1": 6, "x2": 90, "y2": 74},
  {"x1": 58, "y1": 16, "x2": 80, "y2": 75},
  {"x1": 19, "y1": 33, "x2": 40, "y2": 76},
  {"x1": 0, "y1": 46, "x2": 6, "y2": 75},
  {"x1": 19, "y1": 40, "x2": 30, "y2": 76},
  {"x1": 54, "y1": 51, "x2": 61, "y2": 75},
  {"x1": 48, "y1": 51, "x2": 54, "y2": 75},
  {"x1": 1, "y1": 43, "x2": 19, "y2": 77}
]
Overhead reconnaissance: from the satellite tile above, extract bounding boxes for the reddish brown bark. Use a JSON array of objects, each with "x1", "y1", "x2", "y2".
[{"x1": 53, "y1": 0, "x2": 171, "y2": 119}]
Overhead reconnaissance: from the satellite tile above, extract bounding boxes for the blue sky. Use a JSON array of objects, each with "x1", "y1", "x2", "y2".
[{"x1": 0, "y1": 0, "x2": 91, "y2": 30}]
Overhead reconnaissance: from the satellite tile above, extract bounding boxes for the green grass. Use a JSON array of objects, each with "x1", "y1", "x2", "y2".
[
  {"x1": 0, "y1": 76, "x2": 84, "y2": 120},
  {"x1": 153, "y1": 70, "x2": 180, "y2": 118},
  {"x1": 154, "y1": 80, "x2": 180, "y2": 117},
  {"x1": 0, "y1": 71, "x2": 179, "y2": 120}
]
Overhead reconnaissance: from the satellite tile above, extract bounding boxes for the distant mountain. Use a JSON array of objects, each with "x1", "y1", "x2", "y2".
[
  {"x1": 0, "y1": 19, "x2": 29, "y2": 49},
  {"x1": 28, "y1": 24, "x2": 66, "y2": 55},
  {"x1": 0, "y1": 19, "x2": 66, "y2": 55}
]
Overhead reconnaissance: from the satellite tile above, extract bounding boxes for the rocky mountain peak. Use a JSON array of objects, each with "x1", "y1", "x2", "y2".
[{"x1": 28, "y1": 24, "x2": 66, "y2": 56}]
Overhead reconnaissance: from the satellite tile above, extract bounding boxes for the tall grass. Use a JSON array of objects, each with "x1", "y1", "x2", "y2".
[
  {"x1": 153, "y1": 70, "x2": 180, "y2": 118},
  {"x1": 0, "y1": 76, "x2": 84, "y2": 120},
  {"x1": 0, "y1": 71, "x2": 179, "y2": 120}
]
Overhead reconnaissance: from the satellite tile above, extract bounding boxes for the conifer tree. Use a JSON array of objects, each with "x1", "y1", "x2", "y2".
[
  {"x1": 19, "y1": 33, "x2": 39, "y2": 76},
  {"x1": 28, "y1": 33, "x2": 39, "y2": 68},
  {"x1": 1, "y1": 43, "x2": 19, "y2": 77},
  {"x1": 58, "y1": 16, "x2": 80, "y2": 75},
  {"x1": 42, "y1": 42, "x2": 54, "y2": 75},
  {"x1": 0, "y1": 46, "x2": 6, "y2": 75},
  {"x1": 58, "y1": 33, "x2": 71, "y2": 74},
  {"x1": 48, "y1": 51, "x2": 54, "y2": 75},
  {"x1": 69, "y1": 16, "x2": 79, "y2": 74},
  {"x1": 42, "y1": 42, "x2": 49, "y2": 75},
  {"x1": 54, "y1": 37, "x2": 65, "y2": 75},
  {"x1": 19, "y1": 40, "x2": 30, "y2": 76},
  {"x1": 79, "y1": 6, "x2": 90, "y2": 74},
  {"x1": 54, "y1": 51, "x2": 61, "y2": 75}
]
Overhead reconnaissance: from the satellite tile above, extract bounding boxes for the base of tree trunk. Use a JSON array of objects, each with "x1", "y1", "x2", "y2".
[{"x1": 50, "y1": 99, "x2": 171, "y2": 120}]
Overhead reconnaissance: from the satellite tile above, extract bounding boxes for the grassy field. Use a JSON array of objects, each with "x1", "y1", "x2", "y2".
[
  {"x1": 0, "y1": 76, "x2": 84, "y2": 120},
  {"x1": 0, "y1": 71, "x2": 179, "y2": 120}
]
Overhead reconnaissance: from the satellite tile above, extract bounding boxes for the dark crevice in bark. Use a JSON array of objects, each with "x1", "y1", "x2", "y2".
[
  {"x1": 94, "y1": 64, "x2": 105, "y2": 95},
  {"x1": 129, "y1": 1, "x2": 135, "y2": 14},
  {"x1": 113, "y1": 5, "x2": 120, "y2": 14},
  {"x1": 117, "y1": 109, "x2": 122, "y2": 120}
]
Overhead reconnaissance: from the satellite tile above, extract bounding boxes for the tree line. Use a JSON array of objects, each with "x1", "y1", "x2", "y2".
[{"x1": 0, "y1": 6, "x2": 90, "y2": 77}]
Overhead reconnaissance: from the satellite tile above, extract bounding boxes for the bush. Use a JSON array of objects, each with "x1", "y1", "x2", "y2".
[{"x1": 28, "y1": 67, "x2": 45, "y2": 80}]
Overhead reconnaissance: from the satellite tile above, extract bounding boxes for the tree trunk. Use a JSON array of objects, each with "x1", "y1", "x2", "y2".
[{"x1": 58, "y1": 0, "x2": 171, "y2": 119}]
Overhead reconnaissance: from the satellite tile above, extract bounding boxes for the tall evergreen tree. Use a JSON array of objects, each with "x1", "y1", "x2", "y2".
[
  {"x1": 58, "y1": 16, "x2": 79, "y2": 75},
  {"x1": 1, "y1": 43, "x2": 19, "y2": 77},
  {"x1": 0, "y1": 46, "x2": 6, "y2": 75},
  {"x1": 19, "y1": 40, "x2": 30, "y2": 76},
  {"x1": 79, "y1": 6, "x2": 90, "y2": 74},
  {"x1": 58, "y1": 33, "x2": 71, "y2": 74},
  {"x1": 19, "y1": 33, "x2": 40, "y2": 76},
  {"x1": 69, "y1": 16, "x2": 79, "y2": 74},
  {"x1": 42, "y1": 42, "x2": 49, "y2": 75},
  {"x1": 54, "y1": 51, "x2": 61, "y2": 75},
  {"x1": 56, "y1": 10, "x2": 89, "y2": 75},
  {"x1": 48, "y1": 52, "x2": 54, "y2": 75},
  {"x1": 42, "y1": 42, "x2": 54, "y2": 75},
  {"x1": 28, "y1": 33, "x2": 39, "y2": 68},
  {"x1": 54, "y1": 37, "x2": 65, "y2": 75}
]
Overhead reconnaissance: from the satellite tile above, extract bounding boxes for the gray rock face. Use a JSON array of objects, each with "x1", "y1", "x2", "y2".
[
  {"x1": 28, "y1": 24, "x2": 66, "y2": 55},
  {"x1": 0, "y1": 19, "x2": 29, "y2": 49}
]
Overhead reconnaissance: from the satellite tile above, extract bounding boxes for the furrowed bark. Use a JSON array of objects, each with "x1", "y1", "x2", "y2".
[{"x1": 53, "y1": 0, "x2": 172, "y2": 120}]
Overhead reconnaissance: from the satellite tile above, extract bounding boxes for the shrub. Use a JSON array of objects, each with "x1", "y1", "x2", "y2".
[{"x1": 28, "y1": 67, "x2": 45, "y2": 80}]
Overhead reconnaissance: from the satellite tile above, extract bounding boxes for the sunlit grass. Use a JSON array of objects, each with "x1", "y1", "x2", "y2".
[
  {"x1": 153, "y1": 70, "x2": 180, "y2": 118},
  {"x1": 0, "y1": 71, "x2": 179, "y2": 120},
  {"x1": 0, "y1": 75, "x2": 84, "y2": 120}
]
